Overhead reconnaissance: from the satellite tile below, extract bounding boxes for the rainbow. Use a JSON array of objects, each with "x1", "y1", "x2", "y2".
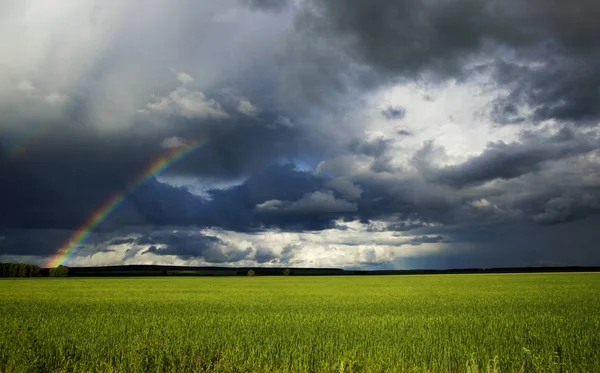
[{"x1": 45, "y1": 139, "x2": 208, "y2": 268}]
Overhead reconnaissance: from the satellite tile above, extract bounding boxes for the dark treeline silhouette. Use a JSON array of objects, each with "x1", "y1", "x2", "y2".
[
  {"x1": 64, "y1": 265, "x2": 342, "y2": 277},
  {"x1": 0, "y1": 262, "x2": 41, "y2": 277},
  {"x1": 2, "y1": 263, "x2": 599, "y2": 278},
  {"x1": 0, "y1": 263, "x2": 69, "y2": 277},
  {"x1": 62, "y1": 265, "x2": 600, "y2": 277}
]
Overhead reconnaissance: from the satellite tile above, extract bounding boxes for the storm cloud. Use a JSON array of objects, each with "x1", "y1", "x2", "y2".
[
  {"x1": 381, "y1": 106, "x2": 407, "y2": 121},
  {"x1": 139, "y1": 231, "x2": 253, "y2": 263},
  {"x1": 428, "y1": 128, "x2": 600, "y2": 188}
]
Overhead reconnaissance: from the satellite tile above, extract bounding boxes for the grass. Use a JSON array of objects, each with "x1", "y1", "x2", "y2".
[{"x1": 1, "y1": 273, "x2": 599, "y2": 372}]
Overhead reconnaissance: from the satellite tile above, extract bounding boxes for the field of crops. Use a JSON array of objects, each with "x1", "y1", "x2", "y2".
[{"x1": 1, "y1": 274, "x2": 599, "y2": 373}]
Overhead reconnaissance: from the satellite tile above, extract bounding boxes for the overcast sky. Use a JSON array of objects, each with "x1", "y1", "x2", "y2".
[{"x1": 1, "y1": 0, "x2": 599, "y2": 269}]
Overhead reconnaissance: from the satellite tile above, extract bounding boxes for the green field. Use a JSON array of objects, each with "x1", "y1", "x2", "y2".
[{"x1": 1, "y1": 274, "x2": 599, "y2": 372}]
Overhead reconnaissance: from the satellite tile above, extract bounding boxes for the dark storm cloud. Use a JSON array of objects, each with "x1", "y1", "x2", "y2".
[
  {"x1": 293, "y1": 0, "x2": 600, "y2": 124},
  {"x1": 299, "y1": 0, "x2": 600, "y2": 77},
  {"x1": 0, "y1": 97, "x2": 308, "y2": 230},
  {"x1": 396, "y1": 129, "x2": 412, "y2": 136},
  {"x1": 0, "y1": 139, "x2": 342, "y2": 243},
  {"x1": 0, "y1": 227, "x2": 142, "y2": 258},
  {"x1": 0, "y1": 146, "x2": 138, "y2": 230},
  {"x1": 403, "y1": 235, "x2": 445, "y2": 246},
  {"x1": 293, "y1": 0, "x2": 523, "y2": 89},
  {"x1": 241, "y1": 0, "x2": 289, "y2": 12},
  {"x1": 271, "y1": 244, "x2": 301, "y2": 265},
  {"x1": 366, "y1": 219, "x2": 429, "y2": 232},
  {"x1": 108, "y1": 238, "x2": 136, "y2": 246},
  {"x1": 491, "y1": 58, "x2": 600, "y2": 126},
  {"x1": 425, "y1": 129, "x2": 599, "y2": 188},
  {"x1": 140, "y1": 231, "x2": 253, "y2": 263},
  {"x1": 2, "y1": 154, "x2": 338, "y2": 234},
  {"x1": 502, "y1": 178, "x2": 600, "y2": 226},
  {"x1": 142, "y1": 246, "x2": 158, "y2": 254},
  {"x1": 404, "y1": 216, "x2": 600, "y2": 268},
  {"x1": 0, "y1": 128, "x2": 205, "y2": 231},
  {"x1": 255, "y1": 247, "x2": 278, "y2": 263},
  {"x1": 204, "y1": 164, "x2": 342, "y2": 231},
  {"x1": 0, "y1": 229, "x2": 71, "y2": 256},
  {"x1": 490, "y1": 101, "x2": 526, "y2": 125},
  {"x1": 531, "y1": 194, "x2": 600, "y2": 225},
  {"x1": 349, "y1": 137, "x2": 392, "y2": 158},
  {"x1": 310, "y1": 125, "x2": 600, "y2": 230},
  {"x1": 256, "y1": 190, "x2": 357, "y2": 215},
  {"x1": 381, "y1": 106, "x2": 406, "y2": 121},
  {"x1": 135, "y1": 106, "x2": 304, "y2": 178},
  {"x1": 191, "y1": 120, "x2": 299, "y2": 176}
]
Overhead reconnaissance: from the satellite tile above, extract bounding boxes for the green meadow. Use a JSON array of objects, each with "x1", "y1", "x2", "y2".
[{"x1": 1, "y1": 274, "x2": 599, "y2": 373}]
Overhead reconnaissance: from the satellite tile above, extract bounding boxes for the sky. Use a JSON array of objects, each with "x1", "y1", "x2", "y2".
[{"x1": 1, "y1": 0, "x2": 599, "y2": 269}]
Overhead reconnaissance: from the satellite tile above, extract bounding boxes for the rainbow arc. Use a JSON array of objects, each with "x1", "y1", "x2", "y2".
[{"x1": 45, "y1": 139, "x2": 207, "y2": 268}]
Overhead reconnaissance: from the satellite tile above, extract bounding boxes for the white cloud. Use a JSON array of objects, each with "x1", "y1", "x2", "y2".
[
  {"x1": 160, "y1": 136, "x2": 187, "y2": 149},
  {"x1": 267, "y1": 116, "x2": 294, "y2": 129},
  {"x1": 0, "y1": 0, "x2": 288, "y2": 130},
  {"x1": 13, "y1": 81, "x2": 69, "y2": 105},
  {"x1": 176, "y1": 72, "x2": 194, "y2": 85},
  {"x1": 236, "y1": 98, "x2": 259, "y2": 117},
  {"x1": 470, "y1": 198, "x2": 491, "y2": 208},
  {"x1": 147, "y1": 87, "x2": 229, "y2": 119},
  {"x1": 59, "y1": 222, "x2": 445, "y2": 269},
  {"x1": 45, "y1": 92, "x2": 69, "y2": 105},
  {"x1": 14, "y1": 80, "x2": 39, "y2": 95}
]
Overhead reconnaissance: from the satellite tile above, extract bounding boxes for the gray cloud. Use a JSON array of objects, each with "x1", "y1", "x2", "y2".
[
  {"x1": 241, "y1": 0, "x2": 290, "y2": 12},
  {"x1": 491, "y1": 58, "x2": 600, "y2": 126},
  {"x1": 403, "y1": 235, "x2": 445, "y2": 246},
  {"x1": 381, "y1": 106, "x2": 406, "y2": 121},
  {"x1": 349, "y1": 137, "x2": 392, "y2": 158},
  {"x1": 108, "y1": 238, "x2": 136, "y2": 246},
  {"x1": 406, "y1": 216, "x2": 600, "y2": 268},
  {"x1": 0, "y1": 229, "x2": 71, "y2": 256},
  {"x1": 326, "y1": 178, "x2": 363, "y2": 200},
  {"x1": 255, "y1": 247, "x2": 278, "y2": 263},
  {"x1": 291, "y1": 0, "x2": 600, "y2": 127},
  {"x1": 257, "y1": 190, "x2": 357, "y2": 215},
  {"x1": 139, "y1": 231, "x2": 253, "y2": 263},
  {"x1": 427, "y1": 129, "x2": 599, "y2": 188}
]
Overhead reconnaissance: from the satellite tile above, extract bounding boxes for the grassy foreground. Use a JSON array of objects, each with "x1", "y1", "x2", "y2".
[{"x1": 1, "y1": 274, "x2": 599, "y2": 373}]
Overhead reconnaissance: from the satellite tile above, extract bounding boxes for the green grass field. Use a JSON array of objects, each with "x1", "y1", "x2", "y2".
[{"x1": 1, "y1": 274, "x2": 599, "y2": 373}]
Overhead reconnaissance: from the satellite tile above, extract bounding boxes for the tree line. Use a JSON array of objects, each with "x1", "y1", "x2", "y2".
[{"x1": 0, "y1": 263, "x2": 69, "y2": 277}]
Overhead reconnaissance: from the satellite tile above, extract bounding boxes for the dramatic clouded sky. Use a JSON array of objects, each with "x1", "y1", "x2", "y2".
[{"x1": 1, "y1": 0, "x2": 599, "y2": 269}]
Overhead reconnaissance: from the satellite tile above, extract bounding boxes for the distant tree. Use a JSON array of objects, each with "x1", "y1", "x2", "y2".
[
  {"x1": 283, "y1": 269, "x2": 290, "y2": 276},
  {"x1": 8, "y1": 264, "x2": 18, "y2": 277},
  {"x1": 0, "y1": 263, "x2": 8, "y2": 277},
  {"x1": 59, "y1": 265, "x2": 69, "y2": 277},
  {"x1": 247, "y1": 269, "x2": 256, "y2": 277},
  {"x1": 0, "y1": 263, "x2": 41, "y2": 277},
  {"x1": 30, "y1": 264, "x2": 40, "y2": 277},
  {"x1": 50, "y1": 265, "x2": 69, "y2": 277},
  {"x1": 18, "y1": 264, "x2": 28, "y2": 277}
]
